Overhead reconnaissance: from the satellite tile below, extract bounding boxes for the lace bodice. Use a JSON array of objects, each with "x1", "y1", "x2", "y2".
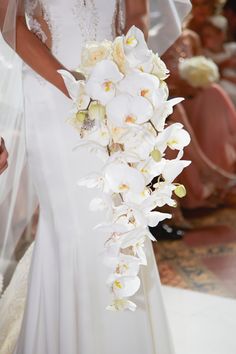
[{"x1": 25, "y1": 0, "x2": 122, "y2": 69}]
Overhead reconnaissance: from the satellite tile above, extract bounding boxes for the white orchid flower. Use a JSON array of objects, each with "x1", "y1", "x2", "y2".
[
  {"x1": 112, "y1": 204, "x2": 140, "y2": 229},
  {"x1": 159, "y1": 80, "x2": 170, "y2": 101},
  {"x1": 112, "y1": 36, "x2": 129, "y2": 74},
  {"x1": 68, "y1": 111, "x2": 87, "y2": 132},
  {"x1": 88, "y1": 101, "x2": 106, "y2": 121},
  {"x1": 118, "y1": 71, "x2": 161, "y2": 107},
  {"x1": 90, "y1": 198, "x2": 108, "y2": 211},
  {"x1": 124, "y1": 200, "x2": 172, "y2": 228},
  {"x1": 113, "y1": 200, "x2": 171, "y2": 229},
  {"x1": 113, "y1": 27, "x2": 152, "y2": 74},
  {"x1": 137, "y1": 54, "x2": 154, "y2": 74},
  {"x1": 99, "y1": 224, "x2": 128, "y2": 256},
  {"x1": 119, "y1": 227, "x2": 150, "y2": 264},
  {"x1": 106, "y1": 94, "x2": 153, "y2": 127},
  {"x1": 89, "y1": 195, "x2": 114, "y2": 219},
  {"x1": 137, "y1": 157, "x2": 166, "y2": 184},
  {"x1": 77, "y1": 173, "x2": 110, "y2": 193},
  {"x1": 108, "y1": 274, "x2": 141, "y2": 298},
  {"x1": 155, "y1": 123, "x2": 191, "y2": 152},
  {"x1": 58, "y1": 69, "x2": 90, "y2": 111},
  {"x1": 151, "y1": 54, "x2": 170, "y2": 80},
  {"x1": 124, "y1": 187, "x2": 151, "y2": 205},
  {"x1": 104, "y1": 163, "x2": 146, "y2": 194},
  {"x1": 124, "y1": 26, "x2": 152, "y2": 68},
  {"x1": 74, "y1": 102, "x2": 110, "y2": 147},
  {"x1": 107, "y1": 150, "x2": 141, "y2": 164},
  {"x1": 119, "y1": 126, "x2": 156, "y2": 160},
  {"x1": 151, "y1": 97, "x2": 184, "y2": 132},
  {"x1": 152, "y1": 182, "x2": 177, "y2": 207},
  {"x1": 104, "y1": 254, "x2": 141, "y2": 277},
  {"x1": 145, "y1": 210, "x2": 172, "y2": 227},
  {"x1": 107, "y1": 122, "x2": 128, "y2": 144},
  {"x1": 106, "y1": 298, "x2": 137, "y2": 312},
  {"x1": 80, "y1": 40, "x2": 112, "y2": 74},
  {"x1": 85, "y1": 123, "x2": 110, "y2": 147},
  {"x1": 73, "y1": 140, "x2": 109, "y2": 162},
  {"x1": 85, "y1": 59, "x2": 123, "y2": 105},
  {"x1": 161, "y1": 153, "x2": 191, "y2": 183}
]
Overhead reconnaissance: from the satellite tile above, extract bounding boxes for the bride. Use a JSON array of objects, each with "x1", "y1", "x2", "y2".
[{"x1": 0, "y1": 1, "x2": 191, "y2": 353}]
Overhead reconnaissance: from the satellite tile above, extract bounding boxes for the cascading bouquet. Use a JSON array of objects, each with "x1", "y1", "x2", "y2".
[
  {"x1": 179, "y1": 55, "x2": 220, "y2": 88},
  {"x1": 59, "y1": 26, "x2": 191, "y2": 312}
]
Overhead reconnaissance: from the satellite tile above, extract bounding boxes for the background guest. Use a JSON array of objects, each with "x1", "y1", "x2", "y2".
[
  {"x1": 201, "y1": 15, "x2": 236, "y2": 106},
  {"x1": 186, "y1": 0, "x2": 223, "y2": 34},
  {"x1": 162, "y1": 28, "x2": 236, "y2": 210},
  {"x1": 223, "y1": 0, "x2": 236, "y2": 41}
]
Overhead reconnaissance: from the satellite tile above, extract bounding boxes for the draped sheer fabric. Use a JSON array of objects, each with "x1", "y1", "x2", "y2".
[
  {"x1": 0, "y1": 0, "x2": 25, "y2": 48},
  {"x1": 0, "y1": 0, "x2": 38, "y2": 278},
  {"x1": 148, "y1": 0, "x2": 192, "y2": 55}
]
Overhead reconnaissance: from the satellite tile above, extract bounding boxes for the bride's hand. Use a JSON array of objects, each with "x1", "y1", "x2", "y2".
[
  {"x1": 70, "y1": 71, "x2": 86, "y2": 81},
  {"x1": 0, "y1": 138, "x2": 8, "y2": 174}
]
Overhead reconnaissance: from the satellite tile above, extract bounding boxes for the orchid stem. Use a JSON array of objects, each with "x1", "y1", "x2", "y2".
[
  {"x1": 107, "y1": 145, "x2": 111, "y2": 156},
  {"x1": 148, "y1": 120, "x2": 158, "y2": 136}
]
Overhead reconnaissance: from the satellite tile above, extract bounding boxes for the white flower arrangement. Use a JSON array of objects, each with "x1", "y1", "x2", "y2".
[
  {"x1": 59, "y1": 26, "x2": 191, "y2": 312},
  {"x1": 179, "y1": 55, "x2": 220, "y2": 88}
]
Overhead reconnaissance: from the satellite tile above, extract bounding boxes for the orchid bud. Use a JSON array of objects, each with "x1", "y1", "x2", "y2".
[
  {"x1": 174, "y1": 184, "x2": 186, "y2": 198},
  {"x1": 151, "y1": 149, "x2": 162, "y2": 162},
  {"x1": 88, "y1": 101, "x2": 106, "y2": 121}
]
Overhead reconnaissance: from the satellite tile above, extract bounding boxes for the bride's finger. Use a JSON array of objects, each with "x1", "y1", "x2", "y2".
[
  {"x1": 0, "y1": 160, "x2": 8, "y2": 174},
  {"x1": 0, "y1": 141, "x2": 9, "y2": 172},
  {"x1": 0, "y1": 137, "x2": 5, "y2": 153}
]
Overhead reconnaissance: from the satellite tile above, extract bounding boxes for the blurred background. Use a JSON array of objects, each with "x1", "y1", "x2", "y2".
[
  {"x1": 148, "y1": 1, "x2": 236, "y2": 353},
  {"x1": 148, "y1": 0, "x2": 236, "y2": 300}
]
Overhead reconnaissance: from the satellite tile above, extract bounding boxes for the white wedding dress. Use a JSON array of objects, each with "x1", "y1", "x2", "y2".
[{"x1": 0, "y1": 1, "x2": 176, "y2": 353}]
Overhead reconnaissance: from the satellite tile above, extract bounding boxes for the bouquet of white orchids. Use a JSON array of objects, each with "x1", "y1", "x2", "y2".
[
  {"x1": 59, "y1": 26, "x2": 191, "y2": 312},
  {"x1": 179, "y1": 55, "x2": 220, "y2": 88}
]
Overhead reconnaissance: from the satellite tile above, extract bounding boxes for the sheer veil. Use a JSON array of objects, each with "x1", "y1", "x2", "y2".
[
  {"x1": 148, "y1": 0, "x2": 192, "y2": 55},
  {"x1": 0, "y1": 0, "x2": 191, "y2": 283},
  {"x1": 0, "y1": 0, "x2": 37, "y2": 280}
]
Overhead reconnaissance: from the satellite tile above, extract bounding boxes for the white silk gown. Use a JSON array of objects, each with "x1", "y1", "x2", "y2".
[{"x1": 1, "y1": 1, "x2": 176, "y2": 353}]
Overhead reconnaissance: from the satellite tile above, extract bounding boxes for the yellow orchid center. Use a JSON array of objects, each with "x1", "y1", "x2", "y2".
[
  {"x1": 141, "y1": 190, "x2": 148, "y2": 198},
  {"x1": 103, "y1": 81, "x2": 113, "y2": 92},
  {"x1": 125, "y1": 115, "x2": 136, "y2": 124},
  {"x1": 116, "y1": 264, "x2": 129, "y2": 274},
  {"x1": 167, "y1": 139, "x2": 178, "y2": 148},
  {"x1": 119, "y1": 183, "x2": 129, "y2": 191},
  {"x1": 141, "y1": 89, "x2": 150, "y2": 97},
  {"x1": 126, "y1": 35, "x2": 138, "y2": 47},
  {"x1": 75, "y1": 111, "x2": 86, "y2": 123},
  {"x1": 113, "y1": 280, "x2": 123, "y2": 289}
]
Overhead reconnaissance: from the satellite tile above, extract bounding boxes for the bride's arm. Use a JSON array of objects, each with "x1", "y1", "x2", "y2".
[
  {"x1": 125, "y1": 0, "x2": 149, "y2": 39},
  {"x1": 15, "y1": 16, "x2": 71, "y2": 96}
]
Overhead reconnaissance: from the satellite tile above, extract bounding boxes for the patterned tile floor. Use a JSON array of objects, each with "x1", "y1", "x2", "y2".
[
  {"x1": 153, "y1": 207, "x2": 236, "y2": 298},
  {"x1": 9, "y1": 206, "x2": 236, "y2": 300}
]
